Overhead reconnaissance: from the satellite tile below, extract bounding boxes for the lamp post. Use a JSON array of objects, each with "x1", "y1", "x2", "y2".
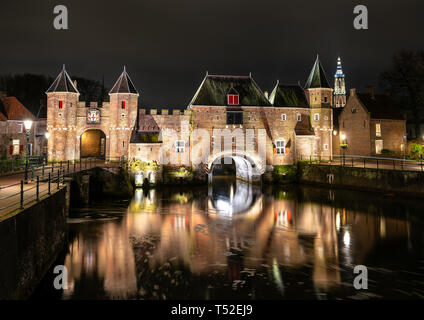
[
  {"x1": 23, "y1": 120, "x2": 33, "y2": 183},
  {"x1": 340, "y1": 134, "x2": 348, "y2": 166}
]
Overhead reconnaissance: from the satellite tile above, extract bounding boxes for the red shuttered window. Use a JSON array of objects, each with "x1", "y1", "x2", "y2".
[
  {"x1": 227, "y1": 94, "x2": 239, "y2": 105},
  {"x1": 59, "y1": 100, "x2": 63, "y2": 109},
  {"x1": 122, "y1": 101, "x2": 126, "y2": 109}
]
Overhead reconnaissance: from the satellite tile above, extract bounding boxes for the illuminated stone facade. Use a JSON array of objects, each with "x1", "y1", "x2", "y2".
[
  {"x1": 46, "y1": 57, "x2": 335, "y2": 180},
  {"x1": 46, "y1": 66, "x2": 139, "y2": 161}
]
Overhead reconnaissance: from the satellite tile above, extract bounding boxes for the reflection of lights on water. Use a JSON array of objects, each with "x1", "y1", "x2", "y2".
[
  {"x1": 272, "y1": 258, "x2": 284, "y2": 294},
  {"x1": 277, "y1": 209, "x2": 291, "y2": 227},
  {"x1": 135, "y1": 189, "x2": 143, "y2": 202},
  {"x1": 343, "y1": 231, "x2": 351, "y2": 247},
  {"x1": 174, "y1": 215, "x2": 187, "y2": 229},
  {"x1": 336, "y1": 212, "x2": 341, "y2": 231},
  {"x1": 380, "y1": 217, "x2": 386, "y2": 238},
  {"x1": 216, "y1": 198, "x2": 233, "y2": 216}
]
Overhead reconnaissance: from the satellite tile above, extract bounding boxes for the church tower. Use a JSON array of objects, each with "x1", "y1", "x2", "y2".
[
  {"x1": 46, "y1": 65, "x2": 79, "y2": 161},
  {"x1": 108, "y1": 67, "x2": 139, "y2": 159},
  {"x1": 304, "y1": 55, "x2": 333, "y2": 158},
  {"x1": 333, "y1": 56, "x2": 346, "y2": 108}
]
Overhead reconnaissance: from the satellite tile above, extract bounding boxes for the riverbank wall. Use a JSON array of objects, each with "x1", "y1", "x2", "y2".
[
  {"x1": 297, "y1": 162, "x2": 424, "y2": 197},
  {"x1": 0, "y1": 188, "x2": 67, "y2": 299}
]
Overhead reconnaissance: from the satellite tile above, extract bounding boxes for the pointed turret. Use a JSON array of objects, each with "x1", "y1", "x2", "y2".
[
  {"x1": 46, "y1": 65, "x2": 79, "y2": 93},
  {"x1": 304, "y1": 55, "x2": 331, "y2": 89},
  {"x1": 109, "y1": 66, "x2": 139, "y2": 94}
]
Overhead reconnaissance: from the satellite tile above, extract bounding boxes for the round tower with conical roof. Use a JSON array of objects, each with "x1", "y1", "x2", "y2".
[
  {"x1": 46, "y1": 65, "x2": 80, "y2": 161},
  {"x1": 108, "y1": 66, "x2": 139, "y2": 159},
  {"x1": 304, "y1": 55, "x2": 334, "y2": 159}
]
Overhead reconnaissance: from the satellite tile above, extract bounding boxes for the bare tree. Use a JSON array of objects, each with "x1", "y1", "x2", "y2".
[{"x1": 380, "y1": 50, "x2": 424, "y2": 138}]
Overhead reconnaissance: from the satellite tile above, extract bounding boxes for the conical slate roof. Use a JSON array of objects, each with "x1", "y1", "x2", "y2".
[
  {"x1": 46, "y1": 65, "x2": 79, "y2": 93},
  {"x1": 109, "y1": 67, "x2": 139, "y2": 94},
  {"x1": 304, "y1": 55, "x2": 331, "y2": 89}
]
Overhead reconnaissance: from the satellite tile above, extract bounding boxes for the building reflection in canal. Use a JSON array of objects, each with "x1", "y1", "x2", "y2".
[{"x1": 54, "y1": 179, "x2": 422, "y2": 300}]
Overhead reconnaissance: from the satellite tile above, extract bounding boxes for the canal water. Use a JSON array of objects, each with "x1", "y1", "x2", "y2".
[{"x1": 33, "y1": 179, "x2": 424, "y2": 300}]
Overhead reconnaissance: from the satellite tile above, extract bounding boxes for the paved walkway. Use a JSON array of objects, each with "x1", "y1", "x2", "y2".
[{"x1": 0, "y1": 160, "x2": 120, "y2": 220}]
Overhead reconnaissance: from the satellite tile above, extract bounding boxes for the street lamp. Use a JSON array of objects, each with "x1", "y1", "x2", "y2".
[
  {"x1": 340, "y1": 134, "x2": 348, "y2": 166},
  {"x1": 23, "y1": 120, "x2": 33, "y2": 183}
]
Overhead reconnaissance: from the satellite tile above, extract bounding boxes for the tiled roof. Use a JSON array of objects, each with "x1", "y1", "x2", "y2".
[
  {"x1": 295, "y1": 115, "x2": 315, "y2": 136},
  {"x1": 190, "y1": 74, "x2": 271, "y2": 107},
  {"x1": 1, "y1": 96, "x2": 35, "y2": 120},
  {"x1": 269, "y1": 82, "x2": 309, "y2": 108},
  {"x1": 130, "y1": 129, "x2": 161, "y2": 144},
  {"x1": 304, "y1": 55, "x2": 331, "y2": 89},
  {"x1": 46, "y1": 65, "x2": 79, "y2": 93},
  {"x1": 358, "y1": 93, "x2": 405, "y2": 120},
  {"x1": 138, "y1": 114, "x2": 160, "y2": 132},
  {"x1": 109, "y1": 67, "x2": 139, "y2": 94}
]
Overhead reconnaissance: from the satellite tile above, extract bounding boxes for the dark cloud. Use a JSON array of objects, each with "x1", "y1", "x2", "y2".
[{"x1": 0, "y1": 0, "x2": 423, "y2": 106}]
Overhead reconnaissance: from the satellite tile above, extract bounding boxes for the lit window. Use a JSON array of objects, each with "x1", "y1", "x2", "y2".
[
  {"x1": 18, "y1": 123, "x2": 23, "y2": 133},
  {"x1": 227, "y1": 94, "x2": 239, "y2": 105},
  {"x1": 376, "y1": 123, "x2": 381, "y2": 137},
  {"x1": 376, "y1": 139, "x2": 383, "y2": 154},
  {"x1": 276, "y1": 140, "x2": 285, "y2": 154},
  {"x1": 12, "y1": 139, "x2": 20, "y2": 155},
  {"x1": 297, "y1": 114, "x2": 301, "y2": 122},
  {"x1": 281, "y1": 114, "x2": 286, "y2": 121},
  {"x1": 314, "y1": 113, "x2": 319, "y2": 121},
  {"x1": 176, "y1": 140, "x2": 185, "y2": 153},
  {"x1": 59, "y1": 100, "x2": 63, "y2": 109},
  {"x1": 122, "y1": 101, "x2": 126, "y2": 109}
]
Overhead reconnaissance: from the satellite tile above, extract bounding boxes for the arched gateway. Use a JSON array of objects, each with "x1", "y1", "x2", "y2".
[
  {"x1": 80, "y1": 129, "x2": 106, "y2": 158},
  {"x1": 207, "y1": 151, "x2": 265, "y2": 183}
]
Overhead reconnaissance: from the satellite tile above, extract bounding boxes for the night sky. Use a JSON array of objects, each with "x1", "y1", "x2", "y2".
[{"x1": 1, "y1": 0, "x2": 423, "y2": 107}]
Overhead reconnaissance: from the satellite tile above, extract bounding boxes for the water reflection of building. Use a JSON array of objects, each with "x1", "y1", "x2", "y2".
[
  {"x1": 62, "y1": 182, "x2": 411, "y2": 299},
  {"x1": 63, "y1": 220, "x2": 138, "y2": 299}
]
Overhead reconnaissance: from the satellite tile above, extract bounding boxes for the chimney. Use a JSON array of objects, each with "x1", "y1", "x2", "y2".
[
  {"x1": 365, "y1": 86, "x2": 375, "y2": 99},
  {"x1": 264, "y1": 91, "x2": 269, "y2": 99}
]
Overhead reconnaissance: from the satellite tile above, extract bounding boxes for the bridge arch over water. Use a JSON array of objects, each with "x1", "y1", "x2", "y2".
[{"x1": 207, "y1": 151, "x2": 265, "y2": 183}]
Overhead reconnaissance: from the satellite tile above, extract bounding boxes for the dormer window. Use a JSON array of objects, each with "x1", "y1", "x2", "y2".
[
  {"x1": 59, "y1": 100, "x2": 63, "y2": 109},
  {"x1": 122, "y1": 101, "x2": 126, "y2": 109},
  {"x1": 227, "y1": 94, "x2": 239, "y2": 105}
]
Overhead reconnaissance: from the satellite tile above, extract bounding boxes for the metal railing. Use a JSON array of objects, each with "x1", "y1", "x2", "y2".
[
  {"x1": 0, "y1": 156, "x2": 44, "y2": 176},
  {"x1": 298, "y1": 154, "x2": 424, "y2": 172},
  {"x1": 0, "y1": 157, "x2": 126, "y2": 214}
]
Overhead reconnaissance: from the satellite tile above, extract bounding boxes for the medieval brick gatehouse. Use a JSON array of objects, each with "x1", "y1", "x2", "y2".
[
  {"x1": 46, "y1": 65, "x2": 139, "y2": 161},
  {"x1": 46, "y1": 56, "x2": 337, "y2": 181}
]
